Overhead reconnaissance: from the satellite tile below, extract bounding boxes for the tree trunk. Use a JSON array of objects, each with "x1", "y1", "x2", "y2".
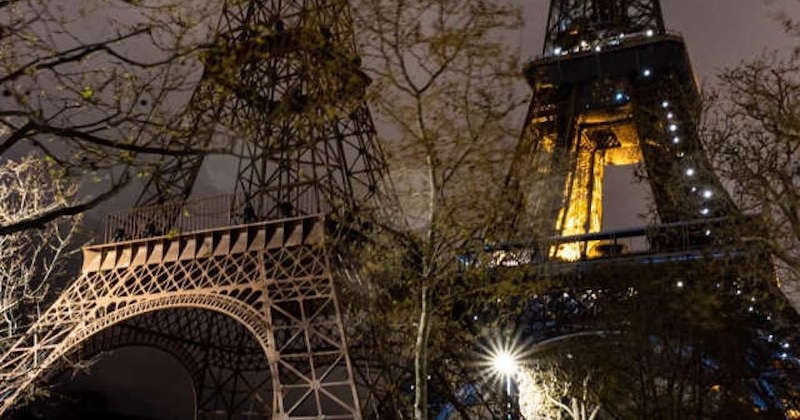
[{"x1": 414, "y1": 284, "x2": 430, "y2": 420}]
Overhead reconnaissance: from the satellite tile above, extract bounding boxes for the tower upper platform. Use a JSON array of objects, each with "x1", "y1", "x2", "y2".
[{"x1": 543, "y1": 0, "x2": 665, "y2": 55}]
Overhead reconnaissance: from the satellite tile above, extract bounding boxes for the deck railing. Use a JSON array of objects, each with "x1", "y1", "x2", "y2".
[
  {"x1": 104, "y1": 195, "x2": 234, "y2": 242},
  {"x1": 482, "y1": 217, "x2": 741, "y2": 267}
]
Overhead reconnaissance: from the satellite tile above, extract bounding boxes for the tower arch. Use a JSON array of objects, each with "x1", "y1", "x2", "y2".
[{"x1": 0, "y1": 216, "x2": 362, "y2": 419}]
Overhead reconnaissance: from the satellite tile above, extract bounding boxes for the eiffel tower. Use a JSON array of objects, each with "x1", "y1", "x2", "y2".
[
  {"x1": 0, "y1": 0, "x2": 386, "y2": 418},
  {"x1": 494, "y1": 0, "x2": 800, "y2": 416}
]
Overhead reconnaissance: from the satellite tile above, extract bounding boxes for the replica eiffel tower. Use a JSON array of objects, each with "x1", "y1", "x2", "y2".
[
  {"x1": 493, "y1": 0, "x2": 800, "y2": 417},
  {"x1": 0, "y1": 0, "x2": 387, "y2": 418}
]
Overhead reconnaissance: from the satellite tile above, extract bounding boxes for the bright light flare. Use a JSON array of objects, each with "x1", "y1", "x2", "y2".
[
  {"x1": 492, "y1": 351, "x2": 519, "y2": 376},
  {"x1": 477, "y1": 338, "x2": 531, "y2": 383}
]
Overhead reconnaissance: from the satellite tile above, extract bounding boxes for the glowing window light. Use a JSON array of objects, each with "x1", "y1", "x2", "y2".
[
  {"x1": 685, "y1": 168, "x2": 695, "y2": 176},
  {"x1": 702, "y1": 189, "x2": 713, "y2": 199}
]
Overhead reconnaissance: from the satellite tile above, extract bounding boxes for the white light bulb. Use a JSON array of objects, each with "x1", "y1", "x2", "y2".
[
  {"x1": 554, "y1": 47, "x2": 562, "y2": 55},
  {"x1": 667, "y1": 112, "x2": 674, "y2": 119},
  {"x1": 492, "y1": 352, "x2": 518, "y2": 376},
  {"x1": 668, "y1": 124, "x2": 678, "y2": 132},
  {"x1": 685, "y1": 168, "x2": 695, "y2": 176},
  {"x1": 661, "y1": 100, "x2": 669, "y2": 108},
  {"x1": 676, "y1": 280, "x2": 684, "y2": 288},
  {"x1": 595, "y1": 45, "x2": 601, "y2": 52},
  {"x1": 700, "y1": 208, "x2": 710, "y2": 216},
  {"x1": 702, "y1": 190, "x2": 713, "y2": 199},
  {"x1": 673, "y1": 136, "x2": 680, "y2": 144},
  {"x1": 646, "y1": 29, "x2": 654, "y2": 37},
  {"x1": 643, "y1": 68, "x2": 652, "y2": 77}
]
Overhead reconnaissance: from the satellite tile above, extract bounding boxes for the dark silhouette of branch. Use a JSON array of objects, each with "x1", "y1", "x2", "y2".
[{"x1": 29, "y1": 122, "x2": 226, "y2": 156}]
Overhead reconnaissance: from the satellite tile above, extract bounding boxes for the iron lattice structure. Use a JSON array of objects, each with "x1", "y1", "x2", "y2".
[
  {"x1": 509, "y1": 0, "x2": 737, "y2": 242},
  {"x1": 138, "y1": 0, "x2": 386, "y2": 221},
  {"x1": 493, "y1": 0, "x2": 800, "y2": 415},
  {"x1": 543, "y1": 0, "x2": 665, "y2": 54},
  {"x1": 0, "y1": 217, "x2": 361, "y2": 418},
  {"x1": 0, "y1": 0, "x2": 386, "y2": 418}
]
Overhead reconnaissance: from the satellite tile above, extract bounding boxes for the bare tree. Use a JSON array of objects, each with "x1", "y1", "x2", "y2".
[
  {"x1": 0, "y1": 0, "x2": 229, "y2": 232},
  {"x1": 518, "y1": 365, "x2": 601, "y2": 420},
  {"x1": 703, "y1": 48, "x2": 800, "y2": 307},
  {"x1": 0, "y1": 154, "x2": 80, "y2": 347},
  {"x1": 343, "y1": 0, "x2": 530, "y2": 418}
]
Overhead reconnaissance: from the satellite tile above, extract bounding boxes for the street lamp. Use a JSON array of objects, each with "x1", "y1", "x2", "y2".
[{"x1": 491, "y1": 350, "x2": 520, "y2": 420}]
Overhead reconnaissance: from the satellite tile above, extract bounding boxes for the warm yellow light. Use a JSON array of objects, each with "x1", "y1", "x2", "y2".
[
  {"x1": 553, "y1": 138, "x2": 604, "y2": 260},
  {"x1": 786, "y1": 408, "x2": 800, "y2": 420},
  {"x1": 550, "y1": 121, "x2": 644, "y2": 260},
  {"x1": 555, "y1": 242, "x2": 582, "y2": 261}
]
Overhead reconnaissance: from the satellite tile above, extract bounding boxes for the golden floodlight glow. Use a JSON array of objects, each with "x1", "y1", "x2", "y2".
[
  {"x1": 550, "y1": 121, "x2": 643, "y2": 260},
  {"x1": 553, "y1": 139, "x2": 605, "y2": 260}
]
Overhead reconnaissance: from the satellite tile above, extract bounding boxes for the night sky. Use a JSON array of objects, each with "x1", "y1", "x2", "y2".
[{"x1": 22, "y1": 1, "x2": 800, "y2": 419}]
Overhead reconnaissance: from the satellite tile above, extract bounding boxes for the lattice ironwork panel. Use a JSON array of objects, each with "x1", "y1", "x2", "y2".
[
  {"x1": 0, "y1": 216, "x2": 361, "y2": 419},
  {"x1": 136, "y1": 0, "x2": 389, "y2": 226},
  {"x1": 543, "y1": 0, "x2": 665, "y2": 54}
]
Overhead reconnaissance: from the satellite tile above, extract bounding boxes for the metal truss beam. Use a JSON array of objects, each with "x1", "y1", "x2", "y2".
[
  {"x1": 543, "y1": 0, "x2": 665, "y2": 54},
  {"x1": 0, "y1": 216, "x2": 362, "y2": 419},
  {"x1": 136, "y1": 0, "x2": 389, "y2": 224}
]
